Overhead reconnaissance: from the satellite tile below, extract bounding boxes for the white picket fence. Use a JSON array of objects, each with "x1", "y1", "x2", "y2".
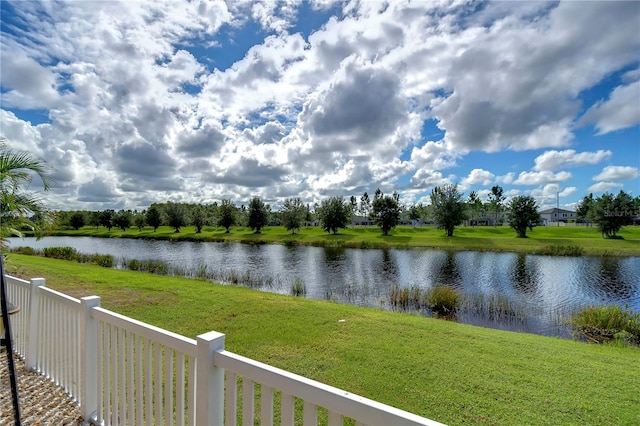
[{"x1": 4, "y1": 274, "x2": 444, "y2": 426}]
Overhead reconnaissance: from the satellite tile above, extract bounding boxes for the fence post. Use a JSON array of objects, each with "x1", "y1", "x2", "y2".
[
  {"x1": 26, "y1": 278, "x2": 45, "y2": 371},
  {"x1": 81, "y1": 296, "x2": 101, "y2": 423},
  {"x1": 196, "y1": 331, "x2": 226, "y2": 426}
]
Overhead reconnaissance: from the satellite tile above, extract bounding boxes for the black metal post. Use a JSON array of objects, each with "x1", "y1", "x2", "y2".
[{"x1": 1, "y1": 254, "x2": 22, "y2": 425}]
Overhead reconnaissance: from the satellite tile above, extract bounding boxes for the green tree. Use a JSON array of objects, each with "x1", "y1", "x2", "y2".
[
  {"x1": 371, "y1": 193, "x2": 402, "y2": 236},
  {"x1": 467, "y1": 191, "x2": 482, "y2": 226},
  {"x1": 430, "y1": 184, "x2": 467, "y2": 237},
  {"x1": 164, "y1": 202, "x2": 186, "y2": 233},
  {"x1": 304, "y1": 204, "x2": 314, "y2": 227},
  {"x1": 488, "y1": 185, "x2": 505, "y2": 226},
  {"x1": 0, "y1": 138, "x2": 54, "y2": 248},
  {"x1": 280, "y1": 197, "x2": 305, "y2": 234},
  {"x1": 99, "y1": 209, "x2": 115, "y2": 231},
  {"x1": 506, "y1": 196, "x2": 541, "y2": 238},
  {"x1": 317, "y1": 196, "x2": 351, "y2": 234},
  {"x1": 588, "y1": 191, "x2": 637, "y2": 238},
  {"x1": 576, "y1": 193, "x2": 594, "y2": 225},
  {"x1": 349, "y1": 195, "x2": 358, "y2": 217},
  {"x1": 89, "y1": 211, "x2": 101, "y2": 229},
  {"x1": 69, "y1": 212, "x2": 85, "y2": 230},
  {"x1": 113, "y1": 210, "x2": 132, "y2": 231},
  {"x1": 407, "y1": 204, "x2": 422, "y2": 226},
  {"x1": 133, "y1": 212, "x2": 146, "y2": 230},
  {"x1": 146, "y1": 205, "x2": 162, "y2": 232},
  {"x1": 190, "y1": 205, "x2": 206, "y2": 233},
  {"x1": 217, "y1": 199, "x2": 237, "y2": 233},
  {"x1": 238, "y1": 204, "x2": 248, "y2": 227},
  {"x1": 205, "y1": 202, "x2": 218, "y2": 226},
  {"x1": 359, "y1": 192, "x2": 371, "y2": 220},
  {"x1": 247, "y1": 197, "x2": 269, "y2": 234}
]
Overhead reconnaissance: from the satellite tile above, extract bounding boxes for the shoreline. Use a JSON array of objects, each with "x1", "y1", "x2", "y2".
[{"x1": 46, "y1": 224, "x2": 640, "y2": 257}]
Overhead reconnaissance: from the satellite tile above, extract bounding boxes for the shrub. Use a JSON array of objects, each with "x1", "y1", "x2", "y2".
[
  {"x1": 389, "y1": 285, "x2": 407, "y2": 309},
  {"x1": 75, "y1": 253, "x2": 113, "y2": 268},
  {"x1": 125, "y1": 258, "x2": 169, "y2": 275},
  {"x1": 9, "y1": 246, "x2": 36, "y2": 256},
  {"x1": 42, "y1": 246, "x2": 78, "y2": 261},
  {"x1": 424, "y1": 285, "x2": 461, "y2": 317},
  {"x1": 571, "y1": 305, "x2": 640, "y2": 345},
  {"x1": 93, "y1": 254, "x2": 114, "y2": 268},
  {"x1": 388, "y1": 285, "x2": 423, "y2": 311},
  {"x1": 538, "y1": 245, "x2": 584, "y2": 257},
  {"x1": 291, "y1": 278, "x2": 306, "y2": 297},
  {"x1": 126, "y1": 259, "x2": 142, "y2": 270},
  {"x1": 143, "y1": 260, "x2": 169, "y2": 275}
]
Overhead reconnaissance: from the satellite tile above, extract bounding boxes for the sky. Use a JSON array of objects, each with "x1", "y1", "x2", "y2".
[{"x1": 1, "y1": 0, "x2": 639, "y2": 213}]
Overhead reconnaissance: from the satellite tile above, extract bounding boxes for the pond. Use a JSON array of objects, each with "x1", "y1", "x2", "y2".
[{"x1": 8, "y1": 236, "x2": 640, "y2": 338}]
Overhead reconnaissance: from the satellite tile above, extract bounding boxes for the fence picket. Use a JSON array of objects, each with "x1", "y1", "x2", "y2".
[
  {"x1": 261, "y1": 384, "x2": 274, "y2": 426},
  {"x1": 145, "y1": 338, "x2": 153, "y2": 424},
  {"x1": 155, "y1": 342, "x2": 163, "y2": 425},
  {"x1": 303, "y1": 401, "x2": 317, "y2": 426},
  {"x1": 187, "y1": 354, "x2": 196, "y2": 426},
  {"x1": 242, "y1": 378, "x2": 254, "y2": 426},
  {"x1": 327, "y1": 410, "x2": 342, "y2": 426},
  {"x1": 176, "y1": 352, "x2": 185, "y2": 426},
  {"x1": 225, "y1": 371, "x2": 237, "y2": 426},
  {"x1": 128, "y1": 332, "x2": 135, "y2": 426},
  {"x1": 165, "y1": 348, "x2": 174, "y2": 426},
  {"x1": 281, "y1": 393, "x2": 295, "y2": 426},
  {"x1": 97, "y1": 321, "x2": 104, "y2": 424},
  {"x1": 136, "y1": 335, "x2": 144, "y2": 426},
  {"x1": 119, "y1": 328, "x2": 126, "y2": 425}
]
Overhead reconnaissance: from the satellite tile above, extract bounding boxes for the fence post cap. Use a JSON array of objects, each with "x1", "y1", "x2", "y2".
[{"x1": 196, "y1": 330, "x2": 225, "y2": 342}]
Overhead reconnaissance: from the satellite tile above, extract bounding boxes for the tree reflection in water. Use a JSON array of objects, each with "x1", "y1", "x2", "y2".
[
  {"x1": 598, "y1": 257, "x2": 634, "y2": 299},
  {"x1": 434, "y1": 250, "x2": 462, "y2": 288},
  {"x1": 511, "y1": 253, "x2": 539, "y2": 295}
]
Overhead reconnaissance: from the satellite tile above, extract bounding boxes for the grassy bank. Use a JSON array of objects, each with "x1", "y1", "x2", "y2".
[
  {"x1": 5, "y1": 254, "x2": 640, "y2": 425},
  {"x1": 52, "y1": 224, "x2": 640, "y2": 256}
]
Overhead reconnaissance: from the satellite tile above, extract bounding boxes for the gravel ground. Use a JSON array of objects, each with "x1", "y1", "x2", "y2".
[{"x1": 0, "y1": 351, "x2": 83, "y2": 425}]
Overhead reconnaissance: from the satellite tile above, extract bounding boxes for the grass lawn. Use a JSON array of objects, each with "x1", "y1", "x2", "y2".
[
  {"x1": 5, "y1": 254, "x2": 640, "y2": 426},
  {"x1": 52, "y1": 224, "x2": 640, "y2": 256}
]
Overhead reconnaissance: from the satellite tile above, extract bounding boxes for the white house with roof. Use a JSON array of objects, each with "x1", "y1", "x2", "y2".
[{"x1": 539, "y1": 207, "x2": 576, "y2": 224}]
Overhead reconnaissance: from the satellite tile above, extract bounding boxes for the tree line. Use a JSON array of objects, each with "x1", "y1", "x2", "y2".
[
  {"x1": 56, "y1": 184, "x2": 512, "y2": 237},
  {"x1": 54, "y1": 184, "x2": 638, "y2": 240}
]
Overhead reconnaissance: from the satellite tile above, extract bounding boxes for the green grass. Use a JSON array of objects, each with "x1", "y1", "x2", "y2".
[
  {"x1": 5, "y1": 254, "x2": 640, "y2": 425},
  {"x1": 51, "y1": 224, "x2": 640, "y2": 256}
]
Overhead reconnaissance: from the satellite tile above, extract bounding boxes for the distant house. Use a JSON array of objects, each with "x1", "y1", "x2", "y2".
[
  {"x1": 539, "y1": 208, "x2": 576, "y2": 224},
  {"x1": 466, "y1": 216, "x2": 497, "y2": 227},
  {"x1": 351, "y1": 216, "x2": 374, "y2": 226}
]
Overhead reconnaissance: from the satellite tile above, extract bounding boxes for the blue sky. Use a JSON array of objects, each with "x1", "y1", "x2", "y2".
[{"x1": 1, "y1": 0, "x2": 638, "y2": 212}]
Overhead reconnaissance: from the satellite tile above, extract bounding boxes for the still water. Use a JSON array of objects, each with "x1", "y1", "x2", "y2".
[{"x1": 9, "y1": 236, "x2": 640, "y2": 338}]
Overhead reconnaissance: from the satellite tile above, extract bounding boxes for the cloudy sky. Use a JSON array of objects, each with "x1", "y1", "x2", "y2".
[{"x1": 1, "y1": 0, "x2": 639, "y2": 212}]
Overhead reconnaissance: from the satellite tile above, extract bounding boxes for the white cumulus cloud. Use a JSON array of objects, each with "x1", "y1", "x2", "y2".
[
  {"x1": 462, "y1": 169, "x2": 495, "y2": 186},
  {"x1": 578, "y1": 79, "x2": 640, "y2": 134},
  {"x1": 533, "y1": 149, "x2": 612, "y2": 171},
  {"x1": 514, "y1": 171, "x2": 572, "y2": 186},
  {"x1": 593, "y1": 165, "x2": 639, "y2": 181},
  {"x1": 588, "y1": 181, "x2": 624, "y2": 193}
]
